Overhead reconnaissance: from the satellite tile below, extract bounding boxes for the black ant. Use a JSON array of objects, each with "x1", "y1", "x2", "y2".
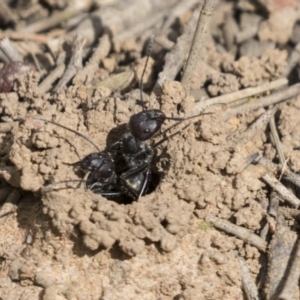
[
  {"x1": 36, "y1": 108, "x2": 190, "y2": 201},
  {"x1": 34, "y1": 34, "x2": 223, "y2": 202}
]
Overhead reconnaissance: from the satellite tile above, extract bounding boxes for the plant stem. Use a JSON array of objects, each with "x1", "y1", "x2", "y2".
[{"x1": 181, "y1": 0, "x2": 218, "y2": 92}]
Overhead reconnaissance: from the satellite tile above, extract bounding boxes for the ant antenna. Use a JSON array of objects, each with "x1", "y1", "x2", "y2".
[
  {"x1": 165, "y1": 102, "x2": 227, "y2": 122},
  {"x1": 152, "y1": 124, "x2": 190, "y2": 149},
  {"x1": 42, "y1": 179, "x2": 86, "y2": 191},
  {"x1": 32, "y1": 117, "x2": 101, "y2": 152},
  {"x1": 152, "y1": 103, "x2": 226, "y2": 140},
  {"x1": 139, "y1": 32, "x2": 155, "y2": 111},
  {"x1": 132, "y1": 124, "x2": 190, "y2": 162},
  {"x1": 182, "y1": 102, "x2": 227, "y2": 119}
]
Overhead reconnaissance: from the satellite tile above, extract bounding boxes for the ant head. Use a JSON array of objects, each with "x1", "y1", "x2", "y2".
[{"x1": 129, "y1": 109, "x2": 166, "y2": 141}]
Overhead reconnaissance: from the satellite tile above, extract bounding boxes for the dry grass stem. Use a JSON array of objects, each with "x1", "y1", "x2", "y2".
[
  {"x1": 153, "y1": 8, "x2": 200, "y2": 94},
  {"x1": 39, "y1": 64, "x2": 65, "y2": 94},
  {"x1": 194, "y1": 78, "x2": 287, "y2": 110},
  {"x1": 74, "y1": 35, "x2": 111, "y2": 85},
  {"x1": 254, "y1": 155, "x2": 300, "y2": 190},
  {"x1": 0, "y1": 32, "x2": 50, "y2": 43},
  {"x1": 0, "y1": 38, "x2": 23, "y2": 62},
  {"x1": 38, "y1": 51, "x2": 66, "y2": 93},
  {"x1": 20, "y1": 7, "x2": 88, "y2": 34},
  {"x1": 228, "y1": 107, "x2": 277, "y2": 149},
  {"x1": 237, "y1": 254, "x2": 260, "y2": 300},
  {"x1": 223, "y1": 82, "x2": 300, "y2": 120},
  {"x1": 260, "y1": 222, "x2": 269, "y2": 241},
  {"x1": 269, "y1": 191, "x2": 280, "y2": 218},
  {"x1": 269, "y1": 115, "x2": 286, "y2": 164},
  {"x1": 181, "y1": 0, "x2": 218, "y2": 91},
  {"x1": 261, "y1": 173, "x2": 300, "y2": 207},
  {"x1": 206, "y1": 215, "x2": 267, "y2": 252},
  {"x1": 54, "y1": 35, "x2": 85, "y2": 93},
  {"x1": 266, "y1": 217, "x2": 298, "y2": 299},
  {"x1": 278, "y1": 239, "x2": 300, "y2": 300}
]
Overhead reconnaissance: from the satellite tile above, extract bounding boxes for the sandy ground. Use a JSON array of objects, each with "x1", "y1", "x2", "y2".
[{"x1": 0, "y1": 0, "x2": 300, "y2": 299}]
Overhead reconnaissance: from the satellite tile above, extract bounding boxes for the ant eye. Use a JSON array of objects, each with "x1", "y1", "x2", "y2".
[{"x1": 144, "y1": 129, "x2": 150, "y2": 133}]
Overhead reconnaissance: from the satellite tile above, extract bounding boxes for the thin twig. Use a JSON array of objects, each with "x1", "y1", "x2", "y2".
[
  {"x1": 206, "y1": 215, "x2": 267, "y2": 252},
  {"x1": 269, "y1": 191, "x2": 280, "y2": 218},
  {"x1": 266, "y1": 216, "x2": 298, "y2": 299},
  {"x1": 181, "y1": 0, "x2": 218, "y2": 91},
  {"x1": 193, "y1": 78, "x2": 287, "y2": 111},
  {"x1": 153, "y1": 7, "x2": 200, "y2": 94},
  {"x1": 0, "y1": 38, "x2": 23, "y2": 62},
  {"x1": 269, "y1": 114, "x2": 289, "y2": 183},
  {"x1": 20, "y1": 8, "x2": 88, "y2": 33},
  {"x1": 139, "y1": 33, "x2": 155, "y2": 110},
  {"x1": 278, "y1": 239, "x2": 300, "y2": 300},
  {"x1": 73, "y1": 34, "x2": 111, "y2": 85},
  {"x1": 284, "y1": 172, "x2": 300, "y2": 188},
  {"x1": 0, "y1": 32, "x2": 50, "y2": 43},
  {"x1": 39, "y1": 64, "x2": 65, "y2": 94},
  {"x1": 260, "y1": 222, "x2": 269, "y2": 241},
  {"x1": 38, "y1": 51, "x2": 66, "y2": 94},
  {"x1": 261, "y1": 173, "x2": 300, "y2": 207},
  {"x1": 269, "y1": 115, "x2": 286, "y2": 164},
  {"x1": 253, "y1": 155, "x2": 300, "y2": 191},
  {"x1": 237, "y1": 253, "x2": 260, "y2": 300},
  {"x1": 227, "y1": 107, "x2": 277, "y2": 149},
  {"x1": 268, "y1": 114, "x2": 296, "y2": 214},
  {"x1": 49, "y1": 1, "x2": 181, "y2": 52},
  {"x1": 54, "y1": 35, "x2": 85, "y2": 93},
  {"x1": 223, "y1": 82, "x2": 300, "y2": 120}
]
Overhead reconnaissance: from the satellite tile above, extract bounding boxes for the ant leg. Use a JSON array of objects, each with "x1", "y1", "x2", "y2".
[
  {"x1": 88, "y1": 182, "x2": 123, "y2": 198},
  {"x1": 42, "y1": 179, "x2": 86, "y2": 191},
  {"x1": 138, "y1": 168, "x2": 151, "y2": 199},
  {"x1": 32, "y1": 117, "x2": 101, "y2": 152}
]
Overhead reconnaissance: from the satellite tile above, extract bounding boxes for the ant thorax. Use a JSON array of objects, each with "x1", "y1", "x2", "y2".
[{"x1": 113, "y1": 132, "x2": 154, "y2": 169}]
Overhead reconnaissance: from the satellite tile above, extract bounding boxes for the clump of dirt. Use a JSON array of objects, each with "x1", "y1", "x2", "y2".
[{"x1": 223, "y1": 49, "x2": 287, "y2": 88}]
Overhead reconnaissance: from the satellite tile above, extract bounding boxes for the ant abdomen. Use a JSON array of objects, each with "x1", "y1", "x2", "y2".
[{"x1": 75, "y1": 152, "x2": 116, "y2": 180}]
